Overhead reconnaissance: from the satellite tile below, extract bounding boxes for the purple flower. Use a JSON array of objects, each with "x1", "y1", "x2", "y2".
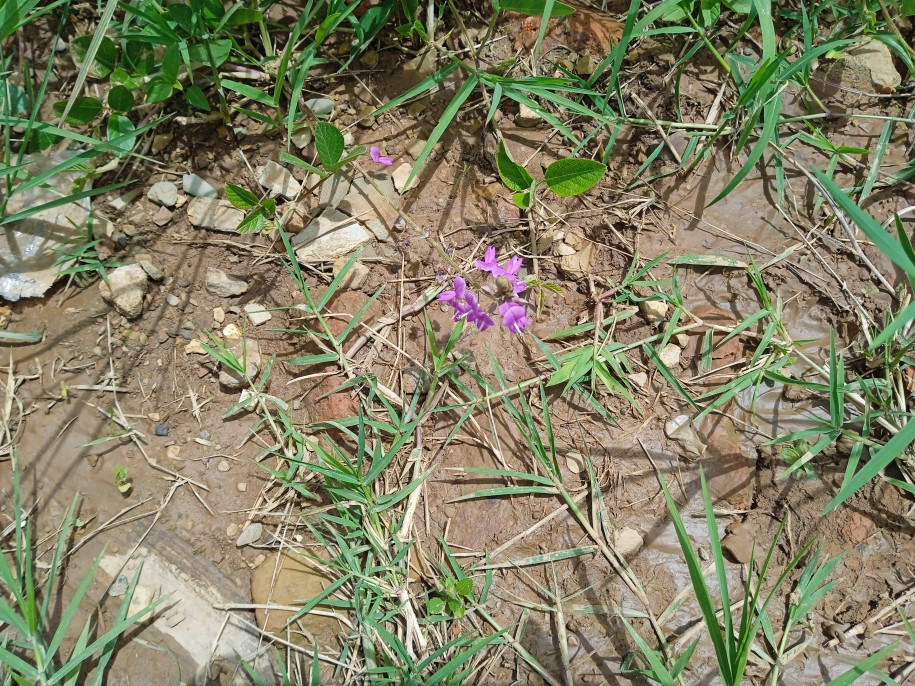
[
  {"x1": 438, "y1": 246, "x2": 530, "y2": 334},
  {"x1": 499, "y1": 301, "x2": 529, "y2": 334},
  {"x1": 370, "y1": 146, "x2": 393, "y2": 166}
]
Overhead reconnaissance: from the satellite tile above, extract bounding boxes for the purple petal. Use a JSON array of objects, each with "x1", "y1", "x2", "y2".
[
  {"x1": 474, "y1": 246, "x2": 500, "y2": 274},
  {"x1": 499, "y1": 301, "x2": 529, "y2": 334},
  {"x1": 503, "y1": 255, "x2": 523, "y2": 277},
  {"x1": 453, "y1": 276, "x2": 466, "y2": 299},
  {"x1": 370, "y1": 146, "x2": 393, "y2": 166},
  {"x1": 438, "y1": 290, "x2": 456, "y2": 303}
]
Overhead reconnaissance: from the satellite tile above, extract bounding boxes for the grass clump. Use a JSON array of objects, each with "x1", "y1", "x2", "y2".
[{"x1": 0, "y1": 453, "x2": 163, "y2": 685}]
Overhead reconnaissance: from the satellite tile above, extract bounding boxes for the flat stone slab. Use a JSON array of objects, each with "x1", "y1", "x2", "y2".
[
  {"x1": 292, "y1": 208, "x2": 372, "y2": 262},
  {"x1": 187, "y1": 197, "x2": 244, "y2": 233}
]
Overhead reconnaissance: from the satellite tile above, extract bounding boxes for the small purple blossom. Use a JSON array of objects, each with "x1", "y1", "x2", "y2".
[
  {"x1": 370, "y1": 146, "x2": 393, "y2": 166},
  {"x1": 438, "y1": 246, "x2": 530, "y2": 334},
  {"x1": 499, "y1": 301, "x2": 529, "y2": 334}
]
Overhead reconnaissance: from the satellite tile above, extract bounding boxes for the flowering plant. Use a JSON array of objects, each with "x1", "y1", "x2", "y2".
[{"x1": 439, "y1": 246, "x2": 530, "y2": 333}]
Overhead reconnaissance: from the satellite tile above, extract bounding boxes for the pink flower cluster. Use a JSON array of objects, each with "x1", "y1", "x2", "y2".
[{"x1": 439, "y1": 247, "x2": 530, "y2": 334}]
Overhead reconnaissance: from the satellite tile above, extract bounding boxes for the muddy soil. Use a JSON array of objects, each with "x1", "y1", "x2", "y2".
[{"x1": 3, "y1": 8, "x2": 915, "y2": 686}]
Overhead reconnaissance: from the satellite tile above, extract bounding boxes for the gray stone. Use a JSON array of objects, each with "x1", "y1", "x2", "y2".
[
  {"x1": 303, "y1": 97, "x2": 334, "y2": 116},
  {"x1": 137, "y1": 258, "x2": 164, "y2": 281},
  {"x1": 98, "y1": 264, "x2": 148, "y2": 319},
  {"x1": 291, "y1": 208, "x2": 373, "y2": 262},
  {"x1": 235, "y1": 522, "x2": 263, "y2": 547},
  {"x1": 218, "y1": 338, "x2": 261, "y2": 388},
  {"x1": 337, "y1": 173, "x2": 399, "y2": 242},
  {"x1": 182, "y1": 174, "x2": 218, "y2": 198},
  {"x1": 243, "y1": 303, "x2": 272, "y2": 326},
  {"x1": 147, "y1": 181, "x2": 178, "y2": 207},
  {"x1": 187, "y1": 197, "x2": 244, "y2": 232},
  {"x1": 256, "y1": 160, "x2": 302, "y2": 199},
  {"x1": 205, "y1": 267, "x2": 248, "y2": 297},
  {"x1": 90, "y1": 215, "x2": 116, "y2": 240},
  {"x1": 319, "y1": 172, "x2": 352, "y2": 207},
  {"x1": 109, "y1": 189, "x2": 141, "y2": 212}
]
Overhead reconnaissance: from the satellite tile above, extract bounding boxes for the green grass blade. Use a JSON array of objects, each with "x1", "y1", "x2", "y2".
[
  {"x1": 404, "y1": 72, "x2": 479, "y2": 189},
  {"x1": 824, "y1": 415, "x2": 915, "y2": 513}
]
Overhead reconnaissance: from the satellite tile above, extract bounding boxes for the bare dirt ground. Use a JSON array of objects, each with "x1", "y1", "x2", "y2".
[{"x1": 3, "y1": 5, "x2": 915, "y2": 685}]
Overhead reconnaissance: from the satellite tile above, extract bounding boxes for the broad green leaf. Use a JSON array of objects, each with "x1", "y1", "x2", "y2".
[
  {"x1": 107, "y1": 85, "x2": 135, "y2": 112},
  {"x1": 220, "y1": 7, "x2": 262, "y2": 27},
  {"x1": 237, "y1": 206, "x2": 267, "y2": 234},
  {"x1": 0, "y1": 80, "x2": 28, "y2": 114},
  {"x1": 185, "y1": 85, "x2": 210, "y2": 111},
  {"x1": 225, "y1": 183, "x2": 259, "y2": 209},
  {"x1": 52, "y1": 96, "x2": 102, "y2": 125},
  {"x1": 428, "y1": 597, "x2": 445, "y2": 614},
  {"x1": 185, "y1": 39, "x2": 231, "y2": 67},
  {"x1": 161, "y1": 44, "x2": 180, "y2": 83},
  {"x1": 106, "y1": 114, "x2": 136, "y2": 153},
  {"x1": 544, "y1": 158, "x2": 606, "y2": 196},
  {"x1": 71, "y1": 34, "x2": 116, "y2": 78},
  {"x1": 513, "y1": 191, "x2": 531, "y2": 208},
  {"x1": 110, "y1": 67, "x2": 141, "y2": 91},
  {"x1": 145, "y1": 76, "x2": 174, "y2": 103},
  {"x1": 314, "y1": 121, "x2": 344, "y2": 169},
  {"x1": 455, "y1": 577, "x2": 473, "y2": 596},
  {"x1": 495, "y1": 0, "x2": 575, "y2": 14},
  {"x1": 496, "y1": 140, "x2": 534, "y2": 191}
]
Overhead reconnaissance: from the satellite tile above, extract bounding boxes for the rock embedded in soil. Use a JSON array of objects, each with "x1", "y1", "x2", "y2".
[
  {"x1": 182, "y1": 173, "x2": 218, "y2": 198},
  {"x1": 391, "y1": 162, "x2": 418, "y2": 193},
  {"x1": 205, "y1": 267, "x2": 248, "y2": 297},
  {"x1": 721, "y1": 522, "x2": 753, "y2": 564},
  {"x1": 830, "y1": 38, "x2": 901, "y2": 94},
  {"x1": 516, "y1": 103, "x2": 541, "y2": 127},
  {"x1": 218, "y1": 338, "x2": 261, "y2": 388},
  {"x1": 91, "y1": 215, "x2": 116, "y2": 240},
  {"x1": 136, "y1": 257, "x2": 164, "y2": 281},
  {"x1": 187, "y1": 197, "x2": 244, "y2": 232},
  {"x1": 332, "y1": 256, "x2": 370, "y2": 290},
  {"x1": 152, "y1": 206, "x2": 173, "y2": 227},
  {"x1": 235, "y1": 523, "x2": 262, "y2": 547},
  {"x1": 151, "y1": 132, "x2": 173, "y2": 154},
  {"x1": 98, "y1": 264, "x2": 148, "y2": 319},
  {"x1": 664, "y1": 414, "x2": 706, "y2": 457},
  {"x1": 318, "y1": 171, "x2": 352, "y2": 207},
  {"x1": 337, "y1": 172, "x2": 400, "y2": 241},
  {"x1": 291, "y1": 208, "x2": 373, "y2": 262},
  {"x1": 658, "y1": 343, "x2": 681, "y2": 367},
  {"x1": 155, "y1": 423, "x2": 169, "y2": 436},
  {"x1": 614, "y1": 527, "x2": 644, "y2": 559},
  {"x1": 303, "y1": 97, "x2": 334, "y2": 116},
  {"x1": 256, "y1": 160, "x2": 302, "y2": 199},
  {"x1": 243, "y1": 303, "x2": 272, "y2": 326},
  {"x1": 640, "y1": 299, "x2": 668, "y2": 324},
  {"x1": 147, "y1": 181, "x2": 178, "y2": 207},
  {"x1": 559, "y1": 241, "x2": 595, "y2": 279}
]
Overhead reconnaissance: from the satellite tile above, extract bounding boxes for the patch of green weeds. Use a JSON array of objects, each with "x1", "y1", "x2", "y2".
[
  {"x1": 52, "y1": 219, "x2": 124, "y2": 288},
  {"x1": 0, "y1": 452, "x2": 164, "y2": 685},
  {"x1": 619, "y1": 467, "x2": 894, "y2": 685}
]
